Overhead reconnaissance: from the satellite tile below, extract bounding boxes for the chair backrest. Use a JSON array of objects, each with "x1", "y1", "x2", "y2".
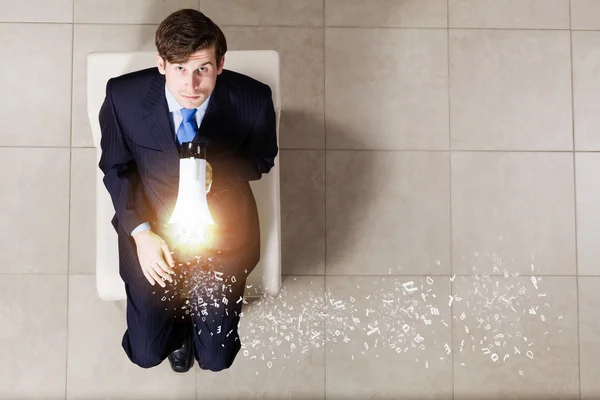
[{"x1": 87, "y1": 50, "x2": 282, "y2": 301}]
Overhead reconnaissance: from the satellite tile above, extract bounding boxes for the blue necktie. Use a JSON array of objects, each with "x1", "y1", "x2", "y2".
[{"x1": 177, "y1": 108, "x2": 198, "y2": 146}]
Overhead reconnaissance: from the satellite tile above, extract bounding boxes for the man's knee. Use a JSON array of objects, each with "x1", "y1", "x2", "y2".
[
  {"x1": 200, "y1": 356, "x2": 234, "y2": 372},
  {"x1": 122, "y1": 331, "x2": 168, "y2": 369},
  {"x1": 199, "y1": 340, "x2": 241, "y2": 372},
  {"x1": 131, "y1": 350, "x2": 165, "y2": 369}
]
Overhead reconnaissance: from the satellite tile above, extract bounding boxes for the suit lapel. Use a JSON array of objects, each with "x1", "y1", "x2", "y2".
[
  {"x1": 194, "y1": 72, "x2": 232, "y2": 146},
  {"x1": 142, "y1": 71, "x2": 180, "y2": 160}
]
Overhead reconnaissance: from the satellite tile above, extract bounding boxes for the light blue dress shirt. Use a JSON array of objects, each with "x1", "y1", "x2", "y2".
[{"x1": 130, "y1": 85, "x2": 211, "y2": 236}]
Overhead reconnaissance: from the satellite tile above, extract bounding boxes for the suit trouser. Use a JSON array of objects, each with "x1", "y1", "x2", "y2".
[{"x1": 121, "y1": 262, "x2": 246, "y2": 372}]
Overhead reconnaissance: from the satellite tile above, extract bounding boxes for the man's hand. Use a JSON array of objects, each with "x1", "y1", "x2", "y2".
[
  {"x1": 206, "y1": 161, "x2": 213, "y2": 193},
  {"x1": 132, "y1": 230, "x2": 176, "y2": 287}
]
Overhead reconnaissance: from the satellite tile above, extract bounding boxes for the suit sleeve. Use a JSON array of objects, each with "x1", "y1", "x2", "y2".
[
  {"x1": 98, "y1": 79, "x2": 155, "y2": 236},
  {"x1": 211, "y1": 86, "x2": 278, "y2": 191}
]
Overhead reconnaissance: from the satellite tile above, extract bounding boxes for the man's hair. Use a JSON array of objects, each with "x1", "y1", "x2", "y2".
[{"x1": 155, "y1": 9, "x2": 227, "y2": 65}]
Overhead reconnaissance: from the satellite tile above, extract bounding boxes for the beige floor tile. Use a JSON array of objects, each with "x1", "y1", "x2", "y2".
[
  {"x1": 571, "y1": 0, "x2": 600, "y2": 30},
  {"x1": 69, "y1": 148, "x2": 97, "y2": 275},
  {"x1": 66, "y1": 275, "x2": 196, "y2": 399},
  {"x1": 0, "y1": 0, "x2": 73, "y2": 22},
  {"x1": 325, "y1": 0, "x2": 447, "y2": 28},
  {"x1": 326, "y1": 275, "x2": 453, "y2": 399},
  {"x1": 449, "y1": 0, "x2": 570, "y2": 29},
  {"x1": 0, "y1": 23, "x2": 71, "y2": 146},
  {"x1": 579, "y1": 277, "x2": 600, "y2": 399},
  {"x1": 573, "y1": 31, "x2": 600, "y2": 151},
  {"x1": 281, "y1": 150, "x2": 325, "y2": 275},
  {"x1": 575, "y1": 153, "x2": 600, "y2": 275},
  {"x1": 196, "y1": 276, "x2": 325, "y2": 399},
  {"x1": 453, "y1": 276, "x2": 579, "y2": 399},
  {"x1": 202, "y1": 0, "x2": 323, "y2": 26},
  {"x1": 0, "y1": 148, "x2": 70, "y2": 273},
  {"x1": 325, "y1": 28, "x2": 449, "y2": 150},
  {"x1": 449, "y1": 29, "x2": 572, "y2": 150},
  {"x1": 223, "y1": 26, "x2": 324, "y2": 149},
  {"x1": 72, "y1": 24, "x2": 158, "y2": 147},
  {"x1": 74, "y1": 0, "x2": 197, "y2": 23},
  {"x1": 0, "y1": 275, "x2": 67, "y2": 399},
  {"x1": 451, "y1": 152, "x2": 576, "y2": 276},
  {"x1": 326, "y1": 151, "x2": 451, "y2": 276}
]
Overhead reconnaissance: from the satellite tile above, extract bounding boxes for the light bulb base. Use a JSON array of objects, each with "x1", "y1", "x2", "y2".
[{"x1": 180, "y1": 141, "x2": 206, "y2": 160}]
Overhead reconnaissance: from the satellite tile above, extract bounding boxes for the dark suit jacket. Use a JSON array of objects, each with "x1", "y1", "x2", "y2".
[{"x1": 98, "y1": 67, "x2": 278, "y2": 285}]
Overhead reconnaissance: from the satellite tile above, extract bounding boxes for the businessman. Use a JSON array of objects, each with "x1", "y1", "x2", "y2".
[{"x1": 98, "y1": 9, "x2": 278, "y2": 373}]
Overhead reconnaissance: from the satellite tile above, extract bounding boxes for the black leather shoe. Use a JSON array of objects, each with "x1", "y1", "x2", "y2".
[{"x1": 168, "y1": 327, "x2": 194, "y2": 373}]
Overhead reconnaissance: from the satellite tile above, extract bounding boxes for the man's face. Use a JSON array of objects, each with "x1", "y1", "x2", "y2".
[{"x1": 157, "y1": 47, "x2": 224, "y2": 109}]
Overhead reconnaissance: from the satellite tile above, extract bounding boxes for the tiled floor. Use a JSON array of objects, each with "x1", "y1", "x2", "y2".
[{"x1": 1, "y1": 0, "x2": 600, "y2": 399}]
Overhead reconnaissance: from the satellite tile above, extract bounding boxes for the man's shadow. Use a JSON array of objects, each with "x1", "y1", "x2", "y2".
[{"x1": 279, "y1": 110, "x2": 377, "y2": 281}]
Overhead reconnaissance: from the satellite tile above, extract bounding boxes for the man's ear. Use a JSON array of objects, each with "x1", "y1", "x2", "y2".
[
  {"x1": 217, "y1": 55, "x2": 225, "y2": 75},
  {"x1": 156, "y1": 54, "x2": 166, "y2": 75}
]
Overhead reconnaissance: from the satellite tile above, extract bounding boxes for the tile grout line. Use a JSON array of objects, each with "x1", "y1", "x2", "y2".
[
  {"x1": 322, "y1": 0, "x2": 327, "y2": 397},
  {"x1": 569, "y1": 2, "x2": 582, "y2": 399},
  {"x1": 447, "y1": 1, "x2": 455, "y2": 398},
  {"x1": 64, "y1": 2, "x2": 75, "y2": 399},
  {"x1": 0, "y1": 272, "x2": 594, "y2": 277},
  {"x1": 1, "y1": 20, "x2": 600, "y2": 33},
  {"x1": 4, "y1": 20, "x2": 600, "y2": 32},
  {"x1": 10, "y1": 146, "x2": 600, "y2": 153}
]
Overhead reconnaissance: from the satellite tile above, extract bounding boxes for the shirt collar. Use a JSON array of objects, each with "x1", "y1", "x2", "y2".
[{"x1": 164, "y1": 84, "x2": 211, "y2": 114}]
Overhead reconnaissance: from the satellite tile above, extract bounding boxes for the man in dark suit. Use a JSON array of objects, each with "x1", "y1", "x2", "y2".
[{"x1": 98, "y1": 9, "x2": 278, "y2": 373}]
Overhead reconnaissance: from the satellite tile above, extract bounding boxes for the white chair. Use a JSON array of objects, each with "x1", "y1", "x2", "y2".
[{"x1": 87, "y1": 50, "x2": 282, "y2": 301}]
